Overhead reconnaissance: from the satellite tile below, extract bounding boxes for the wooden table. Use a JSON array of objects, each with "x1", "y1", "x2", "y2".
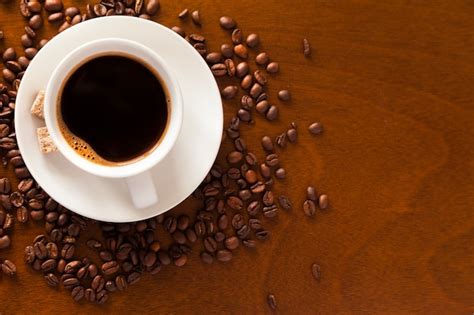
[{"x1": 0, "y1": 0, "x2": 473, "y2": 313}]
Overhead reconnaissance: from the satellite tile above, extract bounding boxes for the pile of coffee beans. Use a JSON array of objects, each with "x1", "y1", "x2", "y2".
[{"x1": 0, "y1": 0, "x2": 327, "y2": 309}]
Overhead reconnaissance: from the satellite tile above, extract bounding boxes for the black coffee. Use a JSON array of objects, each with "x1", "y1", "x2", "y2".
[{"x1": 59, "y1": 55, "x2": 169, "y2": 164}]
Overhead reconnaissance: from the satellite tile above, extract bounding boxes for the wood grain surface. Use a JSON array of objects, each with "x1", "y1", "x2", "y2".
[{"x1": 0, "y1": 0, "x2": 473, "y2": 314}]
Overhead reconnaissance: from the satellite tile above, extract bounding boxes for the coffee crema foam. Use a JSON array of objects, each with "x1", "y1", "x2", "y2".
[{"x1": 61, "y1": 130, "x2": 112, "y2": 165}]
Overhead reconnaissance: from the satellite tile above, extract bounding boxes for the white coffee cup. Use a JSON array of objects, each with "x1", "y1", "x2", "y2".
[{"x1": 44, "y1": 38, "x2": 183, "y2": 209}]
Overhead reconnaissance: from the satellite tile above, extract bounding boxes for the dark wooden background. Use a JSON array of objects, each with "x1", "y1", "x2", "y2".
[{"x1": 0, "y1": 0, "x2": 473, "y2": 313}]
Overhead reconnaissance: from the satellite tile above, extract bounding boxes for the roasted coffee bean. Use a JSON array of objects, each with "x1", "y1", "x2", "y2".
[
  {"x1": 227, "y1": 196, "x2": 243, "y2": 210},
  {"x1": 278, "y1": 195, "x2": 293, "y2": 210},
  {"x1": 1, "y1": 260, "x2": 16, "y2": 276},
  {"x1": 115, "y1": 275, "x2": 128, "y2": 291},
  {"x1": 241, "y1": 239, "x2": 255, "y2": 248},
  {"x1": 250, "y1": 181, "x2": 265, "y2": 194},
  {"x1": 91, "y1": 275, "x2": 106, "y2": 291},
  {"x1": 105, "y1": 280, "x2": 117, "y2": 292},
  {"x1": 263, "y1": 205, "x2": 278, "y2": 218},
  {"x1": 223, "y1": 236, "x2": 239, "y2": 250},
  {"x1": 0, "y1": 137, "x2": 16, "y2": 150},
  {"x1": 64, "y1": 260, "x2": 81, "y2": 274},
  {"x1": 278, "y1": 89, "x2": 291, "y2": 101},
  {"x1": 232, "y1": 28, "x2": 242, "y2": 44},
  {"x1": 200, "y1": 251, "x2": 213, "y2": 264},
  {"x1": 241, "y1": 95, "x2": 254, "y2": 109},
  {"x1": 276, "y1": 133, "x2": 287, "y2": 148},
  {"x1": 63, "y1": 277, "x2": 80, "y2": 290},
  {"x1": 303, "y1": 38, "x2": 311, "y2": 57},
  {"x1": 172, "y1": 230, "x2": 187, "y2": 245},
  {"x1": 45, "y1": 0, "x2": 63, "y2": 12},
  {"x1": 234, "y1": 44, "x2": 248, "y2": 59},
  {"x1": 10, "y1": 191, "x2": 24, "y2": 207},
  {"x1": 15, "y1": 167, "x2": 30, "y2": 179},
  {"x1": 206, "y1": 52, "x2": 222, "y2": 64},
  {"x1": 203, "y1": 236, "x2": 217, "y2": 253},
  {"x1": 256, "y1": 230, "x2": 270, "y2": 240},
  {"x1": 216, "y1": 249, "x2": 232, "y2": 262},
  {"x1": 306, "y1": 186, "x2": 317, "y2": 201},
  {"x1": 64, "y1": 6, "x2": 80, "y2": 17},
  {"x1": 243, "y1": 170, "x2": 257, "y2": 184},
  {"x1": 250, "y1": 83, "x2": 263, "y2": 99},
  {"x1": 244, "y1": 153, "x2": 257, "y2": 167},
  {"x1": 29, "y1": 15, "x2": 43, "y2": 30},
  {"x1": 45, "y1": 273, "x2": 59, "y2": 287},
  {"x1": 221, "y1": 85, "x2": 238, "y2": 99},
  {"x1": 0, "y1": 178, "x2": 10, "y2": 194},
  {"x1": 266, "y1": 105, "x2": 278, "y2": 121},
  {"x1": 262, "y1": 191, "x2": 274, "y2": 206},
  {"x1": 21, "y1": 34, "x2": 33, "y2": 48},
  {"x1": 189, "y1": 33, "x2": 205, "y2": 43},
  {"x1": 275, "y1": 168, "x2": 286, "y2": 179},
  {"x1": 246, "y1": 33, "x2": 259, "y2": 48},
  {"x1": 261, "y1": 136, "x2": 274, "y2": 151},
  {"x1": 85, "y1": 288, "x2": 96, "y2": 302},
  {"x1": 230, "y1": 116, "x2": 240, "y2": 130},
  {"x1": 145, "y1": 0, "x2": 160, "y2": 15},
  {"x1": 93, "y1": 3, "x2": 107, "y2": 16},
  {"x1": 236, "y1": 223, "x2": 250, "y2": 238},
  {"x1": 71, "y1": 286, "x2": 84, "y2": 302},
  {"x1": 76, "y1": 266, "x2": 88, "y2": 279},
  {"x1": 3, "y1": 48, "x2": 16, "y2": 62},
  {"x1": 255, "y1": 52, "x2": 269, "y2": 65},
  {"x1": 41, "y1": 259, "x2": 57, "y2": 272},
  {"x1": 234, "y1": 137, "x2": 247, "y2": 152},
  {"x1": 45, "y1": 242, "x2": 58, "y2": 260},
  {"x1": 220, "y1": 43, "x2": 233, "y2": 58},
  {"x1": 227, "y1": 168, "x2": 241, "y2": 180},
  {"x1": 178, "y1": 8, "x2": 188, "y2": 18},
  {"x1": 219, "y1": 16, "x2": 236, "y2": 30},
  {"x1": 267, "y1": 294, "x2": 277, "y2": 310},
  {"x1": 287, "y1": 128, "x2": 297, "y2": 142},
  {"x1": 191, "y1": 10, "x2": 201, "y2": 26},
  {"x1": 25, "y1": 47, "x2": 38, "y2": 59},
  {"x1": 48, "y1": 12, "x2": 64, "y2": 23},
  {"x1": 0, "y1": 125, "x2": 9, "y2": 138},
  {"x1": 227, "y1": 151, "x2": 243, "y2": 164},
  {"x1": 1, "y1": 69, "x2": 14, "y2": 83},
  {"x1": 10, "y1": 155, "x2": 24, "y2": 167},
  {"x1": 266, "y1": 62, "x2": 279, "y2": 73},
  {"x1": 308, "y1": 122, "x2": 323, "y2": 135},
  {"x1": 194, "y1": 221, "x2": 206, "y2": 237},
  {"x1": 225, "y1": 59, "x2": 236, "y2": 77},
  {"x1": 254, "y1": 70, "x2": 267, "y2": 85},
  {"x1": 176, "y1": 215, "x2": 190, "y2": 231},
  {"x1": 17, "y1": 56, "x2": 29, "y2": 70},
  {"x1": 24, "y1": 245, "x2": 35, "y2": 264},
  {"x1": 231, "y1": 213, "x2": 245, "y2": 230},
  {"x1": 236, "y1": 62, "x2": 249, "y2": 78},
  {"x1": 318, "y1": 194, "x2": 328, "y2": 209},
  {"x1": 311, "y1": 263, "x2": 321, "y2": 281},
  {"x1": 185, "y1": 228, "x2": 197, "y2": 243},
  {"x1": 30, "y1": 210, "x2": 43, "y2": 221},
  {"x1": 101, "y1": 261, "x2": 120, "y2": 275},
  {"x1": 248, "y1": 218, "x2": 262, "y2": 230},
  {"x1": 265, "y1": 154, "x2": 279, "y2": 167},
  {"x1": 99, "y1": 250, "x2": 113, "y2": 262},
  {"x1": 27, "y1": 1, "x2": 42, "y2": 13},
  {"x1": 303, "y1": 199, "x2": 316, "y2": 216},
  {"x1": 214, "y1": 231, "x2": 225, "y2": 242},
  {"x1": 211, "y1": 63, "x2": 227, "y2": 77},
  {"x1": 164, "y1": 216, "x2": 177, "y2": 233},
  {"x1": 2, "y1": 213, "x2": 12, "y2": 229},
  {"x1": 171, "y1": 26, "x2": 185, "y2": 37},
  {"x1": 88, "y1": 264, "x2": 98, "y2": 278},
  {"x1": 1, "y1": 195, "x2": 11, "y2": 211},
  {"x1": 0, "y1": 235, "x2": 11, "y2": 249},
  {"x1": 127, "y1": 271, "x2": 141, "y2": 285},
  {"x1": 70, "y1": 14, "x2": 82, "y2": 25},
  {"x1": 237, "y1": 75, "x2": 251, "y2": 91}
]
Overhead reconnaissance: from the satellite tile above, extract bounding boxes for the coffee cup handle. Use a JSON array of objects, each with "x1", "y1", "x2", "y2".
[{"x1": 125, "y1": 171, "x2": 158, "y2": 209}]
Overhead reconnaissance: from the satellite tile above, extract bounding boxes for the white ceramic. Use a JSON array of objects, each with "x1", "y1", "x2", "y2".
[
  {"x1": 44, "y1": 38, "x2": 184, "y2": 209},
  {"x1": 15, "y1": 16, "x2": 223, "y2": 222}
]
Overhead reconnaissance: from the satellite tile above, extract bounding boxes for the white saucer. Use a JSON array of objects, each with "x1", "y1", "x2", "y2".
[{"x1": 15, "y1": 16, "x2": 223, "y2": 222}]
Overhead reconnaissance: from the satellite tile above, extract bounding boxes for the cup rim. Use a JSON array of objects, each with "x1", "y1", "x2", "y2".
[{"x1": 44, "y1": 37, "x2": 183, "y2": 178}]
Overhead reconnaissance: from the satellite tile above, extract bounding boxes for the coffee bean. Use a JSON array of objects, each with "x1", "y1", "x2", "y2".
[
  {"x1": 273, "y1": 134, "x2": 286, "y2": 149},
  {"x1": 246, "y1": 33, "x2": 259, "y2": 48},
  {"x1": 24, "y1": 26, "x2": 36, "y2": 39},
  {"x1": 145, "y1": 0, "x2": 160, "y2": 15},
  {"x1": 221, "y1": 85, "x2": 238, "y2": 99},
  {"x1": 93, "y1": 3, "x2": 107, "y2": 16},
  {"x1": 164, "y1": 216, "x2": 177, "y2": 233},
  {"x1": 206, "y1": 52, "x2": 222, "y2": 64},
  {"x1": 236, "y1": 109, "x2": 250, "y2": 123},
  {"x1": 114, "y1": 275, "x2": 128, "y2": 292},
  {"x1": 243, "y1": 239, "x2": 257, "y2": 248},
  {"x1": 0, "y1": 235, "x2": 11, "y2": 249},
  {"x1": 101, "y1": 261, "x2": 120, "y2": 275},
  {"x1": 276, "y1": 195, "x2": 292, "y2": 211},
  {"x1": 0, "y1": 178, "x2": 10, "y2": 194},
  {"x1": 1, "y1": 194, "x2": 11, "y2": 210},
  {"x1": 211, "y1": 63, "x2": 227, "y2": 77},
  {"x1": 318, "y1": 194, "x2": 328, "y2": 209},
  {"x1": 90, "y1": 275, "x2": 105, "y2": 292},
  {"x1": 250, "y1": 83, "x2": 263, "y2": 99},
  {"x1": 216, "y1": 249, "x2": 232, "y2": 262},
  {"x1": 267, "y1": 294, "x2": 277, "y2": 310},
  {"x1": 236, "y1": 62, "x2": 249, "y2": 78},
  {"x1": 263, "y1": 191, "x2": 274, "y2": 206},
  {"x1": 27, "y1": 1, "x2": 42, "y2": 13},
  {"x1": 3, "y1": 69, "x2": 16, "y2": 83},
  {"x1": 48, "y1": 12, "x2": 64, "y2": 23},
  {"x1": 224, "y1": 59, "x2": 236, "y2": 77},
  {"x1": 2, "y1": 213, "x2": 12, "y2": 229},
  {"x1": 306, "y1": 186, "x2": 317, "y2": 201},
  {"x1": 240, "y1": 95, "x2": 254, "y2": 110},
  {"x1": 30, "y1": 210, "x2": 44, "y2": 221},
  {"x1": 265, "y1": 154, "x2": 279, "y2": 167},
  {"x1": 250, "y1": 181, "x2": 265, "y2": 194},
  {"x1": 10, "y1": 191, "x2": 24, "y2": 207},
  {"x1": 227, "y1": 151, "x2": 243, "y2": 164},
  {"x1": 20, "y1": 0, "x2": 31, "y2": 18},
  {"x1": 217, "y1": 214, "x2": 228, "y2": 230},
  {"x1": 227, "y1": 196, "x2": 243, "y2": 210},
  {"x1": 254, "y1": 70, "x2": 267, "y2": 86},
  {"x1": 287, "y1": 128, "x2": 297, "y2": 143},
  {"x1": 191, "y1": 10, "x2": 201, "y2": 26},
  {"x1": 311, "y1": 263, "x2": 321, "y2": 280},
  {"x1": 3, "y1": 48, "x2": 16, "y2": 62},
  {"x1": 232, "y1": 29, "x2": 243, "y2": 44},
  {"x1": 303, "y1": 38, "x2": 311, "y2": 57},
  {"x1": 255, "y1": 52, "x2": 269, "y2": 65},
  {"x1": 189, "y1": 33, "x2": 205, "y2": 43},
  {"x1": 64, "y1": 6, "x2": 80, "y2": 17},
  {"x1": 41, "y1": 259, "x2": 57, "y2": 272},
  {"x1": 278, "y1": 90, "x2": 291, "y2": 101},
  {"x1": 219, "y1": 16, "x2": 236, "y2": 30},
  {"x1": 275, "y1": 168, "x2": 286, "y2": 179},
  {"x1": 240, "y1": 74, "x2": 253, "y2": 90},
  {"x1": 303, "y1": 199, "x2": 316, "y2": 216},
  {"x1": 45, "y1": 0, "x2": 63, "y2": 12},
  {"x1": 255, "y1": 100, "x2": 270, "y2": 115},
  {"x1": 263, "y1": 204, "x2": 278, "y2": 218},
  {"x1": 200, "y1": 252, "x2": 213, "y2": 264},
  {"x1": 266, "y1": 62, "x2": 279, "y2": 73},
  {"x1": 1, "y1": 260, "x2": 16, "y2": 276},
  {"x1": 178, "y1": 8, "x2": 188, "y2": 18},
  {"x1": 261, "y1": 136, "x2": 274, "y2": 151},
  {"x1": 70, "y1": 285, "x2": 84, "y2": 302},
  {"x1": 248, "y1": 218, "x2": 262, "y2": 230},
  {"x1": 308, "y1": 122, "x2": 323, "y2": 135},
  {"x1": 220, "y1": 43, "x2": 233, "y2": 58},
  {"x1": 84, "y1": 288, "x2": 96, "y2": 302},
  {"x1": 45, "y1": 273, "x2": 59, "y2": 287},
  {"x1": 64, "y1": 260, "x2": 81, "y2": 274},
  {"x1": 171, "y1": 26, "x2": 185, "y2": 37},
  {"x1": 70, "y1": 14, "x2": 82, "y2": 25},
  {"x1": 173, "y1": 230, "x2": 187, "y2": 245},
  {"x1": 38, "y1": 39, "x2": 49, "y2": 49},
  {"x1": 29, "y1": 15, "x2": 43, "y2": 30},
  {"x1": 15, "y1": 167, "x2": 30, "y2": 179},
  {"x1": 204, "y1": 236, "x2": 217, "y2": 253},
  {"x1": 234, "y1": 44, "x2": 248, "y2": 59},
  {"x1": 63, "y1": 277, "x2": 80, "y2": 290}
]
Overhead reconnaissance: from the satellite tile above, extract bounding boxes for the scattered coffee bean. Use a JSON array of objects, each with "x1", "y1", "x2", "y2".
[
  {"x1": 200, "y1": 252, "x2": 213, "y2": 264},
  {"x1": 318, "y1": 194, "x2": 328, "y2": 209},
  {"x1": 255, "y1": 52, "x2": 269, "y2": 65},
  {"x1": 231, "y1": 29, "x2": 242, "y2": 44},
  {"x1": 206, "y1": 52, "x2": 222, "y2": 64},
  {"x1": 3, "y1": 48, "x2": 16, "y2": 62},
  {"x1": 266, "y1": 62, "x2": 279, "y2": 73},
  {"x1": 261, "y1": 136, "x2": 274, "y2": 151},
  {"x1": 211, "y1": 63, "x2": 227, "y2": 77},
  {"x1": 146, "y1": 0, "x2": 160, "y2": 15},
  {"x1": 220, "y1": 43, "x2": 233, "y2": 58},
  {"x1": 246, "y1": 33, "x2": 259, "y2": 48},
  {"x1": 303, "y1": 200, "x2": 316, "y2": 217},
  {"x1": 306, "y1": 186, "x2": 317, "y2": 201},
  {"x1": 225, "y1": 59, "x2": 235, "y2": 77},
  {"x1": 267, "y1": 294, "x2": 277, "y2": 310},
  {"x1": 45, "y1": 0, "x2": 63, "y2": 12},
  {"x1": 219, "y1": 16, "x2": 236, "y2": 30},
  {"x1": 216, "y1": 249, "x2": 232, "y2": 262},
  {"x1": 26, "y1": 1, "x2": 42, "y2": 13},
  {"x1": 311, "y1": 263, "x2": 321, "y2": 280},
  {"x1": 275, "y1": 168, "x2": 286, "y2": 179},
  {"x1": 221, "y1": 85, "x2": 238, "y2": 99},
  {"x1": 0, "y1": 178, "x2": 10, "y2": 194},
  {"x1": 29, "y1": 15, "x2": 43, "y2": 30},
  {"x1": 240, "y1": 74, "x2": 253, "y2": 90},
  {"x1": 287, "y1": 128, "x2": 297, "y2": 143},
  {"x1": 278, "y1": 90, "x2": 291, "y2": 101},
  {"x1": 278, "y1": 195, "x2": 292, "y2": 210},
  {"x1": 250, "y1": 83, "x2": 263, "y2": 99},
  {"x1": 191, "y1": 10, "x2": 201, "y2": 26},
  {"x1": 1, "y1": 260, "x2": 17, "y2": 276},
  {"x1": 0, "y1": 235, "x2": 11, "y2": 249},
  {"x1": 308, "y1": 122, "x2": 323, "y2": 135},
  {"x1": 48, "y1": 12, "x2": 64, "y2": 23},
  {"x1": 303, "y1": 38, "x2": 311, "y2": 57},
  {"x1": 266, "y1": 105, "x2": 278, "y2": 121},
  {"x1": 236, "y1": 62, "x2": 249, "y2": 78},
  {"x1": 171, "y1": 26, "x2": 185, "y2": 37},
  {"x1": 234, "y1": 44, "x2": 248, "y2": 59}
]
